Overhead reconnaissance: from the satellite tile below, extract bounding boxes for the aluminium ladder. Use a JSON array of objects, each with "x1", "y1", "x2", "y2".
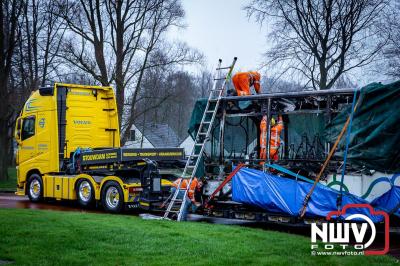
[{"x1": 163, "y1": 57, "x2": 237, "y2": 221}]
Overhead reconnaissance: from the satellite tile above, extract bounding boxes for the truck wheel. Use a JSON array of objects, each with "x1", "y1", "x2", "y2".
[
  {"x1": 76, "y1": 179, "x2": 94, "y2": 208},
  {"x1": 27, "y1": 174, "x2": 43, "y2": 202},
  {"x1": 101, "y1": 181, "x2": 124, "y2": 213}
]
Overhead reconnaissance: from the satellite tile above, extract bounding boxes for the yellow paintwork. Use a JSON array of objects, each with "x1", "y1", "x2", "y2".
[
  {"x1": 42, "y1": 173, "x2": 142, "y2": 203},
  {"x1": 15, "y1": 88, "x2": 58, "y2": 191},
  {"x1": 15, "y1": 83, "x2": 123, "y2": 200},
  {"x1": 161, "y1": 179, "x2": 173, "y2": 186}
]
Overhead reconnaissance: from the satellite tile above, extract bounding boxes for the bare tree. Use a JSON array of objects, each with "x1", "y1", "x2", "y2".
[
  {"x1": 381, "y1": 0, "x2": 400, "y2": 78},
  {"x1": 195, "y1": 69, "x2": 213, "y2": 98},
  {"x1": 14, "y1": 0, "x2": 66, "y2": 95},
  {"x1": 134, "y1": 67, "x2": 212, "y2": 141},
  {"x1": 246, "y1": 0, "x2": 388, "y2": 90},
  {"x1": 57, "y1": 0, "x2": 201, "y2": 145},
  {"x1": 0, "y1": 0, "x2": 23, "y2": 180}
]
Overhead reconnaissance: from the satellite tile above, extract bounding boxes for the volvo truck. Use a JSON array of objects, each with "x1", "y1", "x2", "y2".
[{"x1": 14, "y1": 83, "x2": 184, "y2": 212}]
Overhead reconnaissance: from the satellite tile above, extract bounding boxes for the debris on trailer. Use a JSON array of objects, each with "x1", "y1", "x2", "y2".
[{"x1": 184, "y1": 78, "x2": 400, "y2": 223}]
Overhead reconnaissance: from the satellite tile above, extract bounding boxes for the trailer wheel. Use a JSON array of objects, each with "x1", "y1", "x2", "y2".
[
  {"x1": 76, "y1": 179, "x2": 95, "y2": 207},
  {"x1": 27, "y1": 174, "x2": 43, "y2": 202},
  {"x1": 101, "y1": 181, "x2": 124, "y2": 213}
]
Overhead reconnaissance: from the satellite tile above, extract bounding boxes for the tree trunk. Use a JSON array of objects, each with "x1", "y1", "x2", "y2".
[
  {"x1": 0, "y1": 121, "x2": 9, "y2": 181},
  {"x1": 115, "y1": 2, "x2": 124, "y2": 131}
]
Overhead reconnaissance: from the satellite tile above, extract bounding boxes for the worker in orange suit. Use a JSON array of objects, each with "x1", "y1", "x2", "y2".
[
  {"x1": 171, "y1": 177, "x2": 203, "y2": 221},
  {"x1": 260, "y1": 115, "x2": 284, "y2": 162},
  {"x1": 232, "y1": 71, "x2": 261, "y2": 96},
  {"x1": 259, "y1": 115, "x2": 268, "y2": 161}
]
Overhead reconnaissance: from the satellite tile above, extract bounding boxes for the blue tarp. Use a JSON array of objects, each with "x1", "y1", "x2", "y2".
[
  {"x1": 232, "y1": 167, "x2": 400, "y2": 222},
  {"x1": 371, "y1": 186, "x2": 400, "y2": 216}
]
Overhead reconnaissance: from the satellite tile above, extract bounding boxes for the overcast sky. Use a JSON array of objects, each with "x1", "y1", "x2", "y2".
[
  {"x1": 170, "y1": 0, "x2": 267, "y2": 73},
  {"x1": 169, "y1": 0, "x2": 392, "y2": 86}
]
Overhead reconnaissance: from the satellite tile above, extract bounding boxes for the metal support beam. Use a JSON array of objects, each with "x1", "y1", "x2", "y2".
[
  {"x1": 225, "y1": 109, "x2": 335, "y2": 119},
  {"x1": 222, "y1": 88, "x2": 358, "y2": 102},
  {"x1": 219, "y1": 108, "x2": 226, "y2": 164},
  {"x1": 266, "y1": 98, "x2": 272, "y2": 164}
]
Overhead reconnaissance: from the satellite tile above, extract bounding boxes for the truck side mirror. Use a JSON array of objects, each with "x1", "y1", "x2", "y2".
[
  {"x1": 15, "y1": 118, "x2": 22, "y2": 144},
  {"x1": 15, "y1": 130, "x2": 22, "y2": 145}
]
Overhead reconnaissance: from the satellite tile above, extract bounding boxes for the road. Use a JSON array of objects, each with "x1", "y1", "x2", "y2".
[
  {"x1": 1, "y1": 192, "x2": 399, "y2": 259},
  {"x1": 0, "y1": 192, "x2": 101, "y2": 213}
]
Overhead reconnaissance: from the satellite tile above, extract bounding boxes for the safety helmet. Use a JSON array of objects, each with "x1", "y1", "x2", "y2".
[{"x1": 271, "y1": 117, "x2": 276, "y2": 126}]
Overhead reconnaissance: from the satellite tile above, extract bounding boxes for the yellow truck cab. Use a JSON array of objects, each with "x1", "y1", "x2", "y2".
[{"x1": 14, "y1": 83, "x2": 183, "y2": 212}]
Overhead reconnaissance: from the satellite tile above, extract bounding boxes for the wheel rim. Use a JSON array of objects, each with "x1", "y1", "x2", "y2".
[
  {"x1": 30, "y1": 179, "x2": 41, "y2": 199},
  {"x1": 105, "y1": 187, "x2": 120, "y2": 209},
  {"x1": 78, "y1": 181, "x2": 92, "y2": 202}
]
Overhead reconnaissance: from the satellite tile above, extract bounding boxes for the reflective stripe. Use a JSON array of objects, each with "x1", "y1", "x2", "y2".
[
  {"x1": 173, "y1": 178, "x2": 188, "y2": 189},
  {"x1": 248, "y1": 73, "x2": 254, "y2": 86}
]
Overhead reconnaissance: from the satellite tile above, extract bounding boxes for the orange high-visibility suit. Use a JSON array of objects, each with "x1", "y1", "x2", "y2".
[
  {"x1": 260, "y1": 115, "x2": 284, "y2": 161},
  {"x1": 232, "y1": 71, "x2": 261, "y2": 96},
  {"x1": 172, "y1": 177, "x2": 199, "y2": 201}
]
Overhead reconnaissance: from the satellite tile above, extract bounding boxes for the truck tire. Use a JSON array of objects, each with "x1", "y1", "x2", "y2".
[
  {"x1": 76, "y1": 179, "x2": 95, "y2": 208},
  {"x1": 101, "y1": 181, "x2": 124, "y2": 213},
  {"x1": 27, "y1": 174, "x2": 43, "y2": 202}
]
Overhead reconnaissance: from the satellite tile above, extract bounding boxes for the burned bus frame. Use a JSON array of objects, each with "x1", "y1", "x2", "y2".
[
  {"x1": 213, "y1": 88, "x2": 357, "y2": 168},
  {"x1": 199, "y1": 88, "x2": 359, "y2": 223}
]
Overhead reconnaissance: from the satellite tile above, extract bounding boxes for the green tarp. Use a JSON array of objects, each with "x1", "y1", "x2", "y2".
[
  {"x1": 324, "y1": 81, "x2": 400, "y2": 172},
  {"x1": 188, "y1": 99, "x2": 253, "y2": 140},
  {"x1": 188, "y1": 99, "x2": 208, "y2": 140}
]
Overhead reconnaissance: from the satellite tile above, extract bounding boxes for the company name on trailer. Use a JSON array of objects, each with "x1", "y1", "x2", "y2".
[{"x1": 83, "y1": 152, "x2": 118, "y2": 161}]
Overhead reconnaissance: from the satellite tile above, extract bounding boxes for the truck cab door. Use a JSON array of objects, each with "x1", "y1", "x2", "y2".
[{"x1": 17, "y1": 115, "x2": 37, "y2": 164}]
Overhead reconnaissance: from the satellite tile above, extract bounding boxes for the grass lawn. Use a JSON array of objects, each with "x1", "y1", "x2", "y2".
[
  {"x1": 0, "y1": 209, "x2": 397, "y2": 266},
  {"x1": 0, "y1": 168, "x2": 16, "y2": 191}
]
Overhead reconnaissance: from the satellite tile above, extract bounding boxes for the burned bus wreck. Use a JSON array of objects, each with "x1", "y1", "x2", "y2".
[{"x1": 188, "y1": 81, "x2": 400, "y2": 224}]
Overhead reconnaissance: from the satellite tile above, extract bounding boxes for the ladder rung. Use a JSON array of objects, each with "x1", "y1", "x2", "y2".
[
  {"x1": 171, "y1": 199, "x2": 183, "y2": 203},
  {"x1": 166, "y1": 210, "x2": 180, "y2": 213},
  {"x1": 189, "y1": 154, "x2": 199, "y2": 157},
  {"x1": 216, "y1": 66, "x2": 231, "y2": 70},
  {"x1": 198, "y1": 132, "x2": 206, "y2": 135},
  {"x1": 213, "y1": 77, "x2": 226, "y2": 81},
  {"x1": 195, "y1": 143, "x2": 203, "y2": 146},
  {"x1": 206, "y1": 111, "x2": 214, "y2": 114},
  {"x1": 209, "y1": 99, "x2": 218, "y2": 102}
]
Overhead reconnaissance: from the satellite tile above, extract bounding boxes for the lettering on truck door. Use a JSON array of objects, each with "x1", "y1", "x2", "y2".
[{"x1": 18, "y1": 115, "x2": 37, "y2": 164}]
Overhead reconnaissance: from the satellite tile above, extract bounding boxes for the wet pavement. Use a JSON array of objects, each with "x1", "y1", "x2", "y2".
[
  {"x1": 1, "y1": 192, "x2": 399, "y2": 259},
  {"x1": 0, "y1": 193, "x2": 101, "y2": 213}
]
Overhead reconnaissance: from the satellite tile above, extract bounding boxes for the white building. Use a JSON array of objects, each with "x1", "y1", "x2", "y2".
[
  {"x1": 124, "y1": 123, "x2": 181, "y2": 149},
  {"x1": 124, "y1": 124, "x2": 154, "y2": 148},
  {"x1": 179, "y1": 135, "x2": 195, "y2": 156}
]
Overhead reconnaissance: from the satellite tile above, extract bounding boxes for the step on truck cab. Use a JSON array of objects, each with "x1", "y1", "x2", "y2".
[{"x1": 14, "y1": 83, "x2": 184, "y2": 212}]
